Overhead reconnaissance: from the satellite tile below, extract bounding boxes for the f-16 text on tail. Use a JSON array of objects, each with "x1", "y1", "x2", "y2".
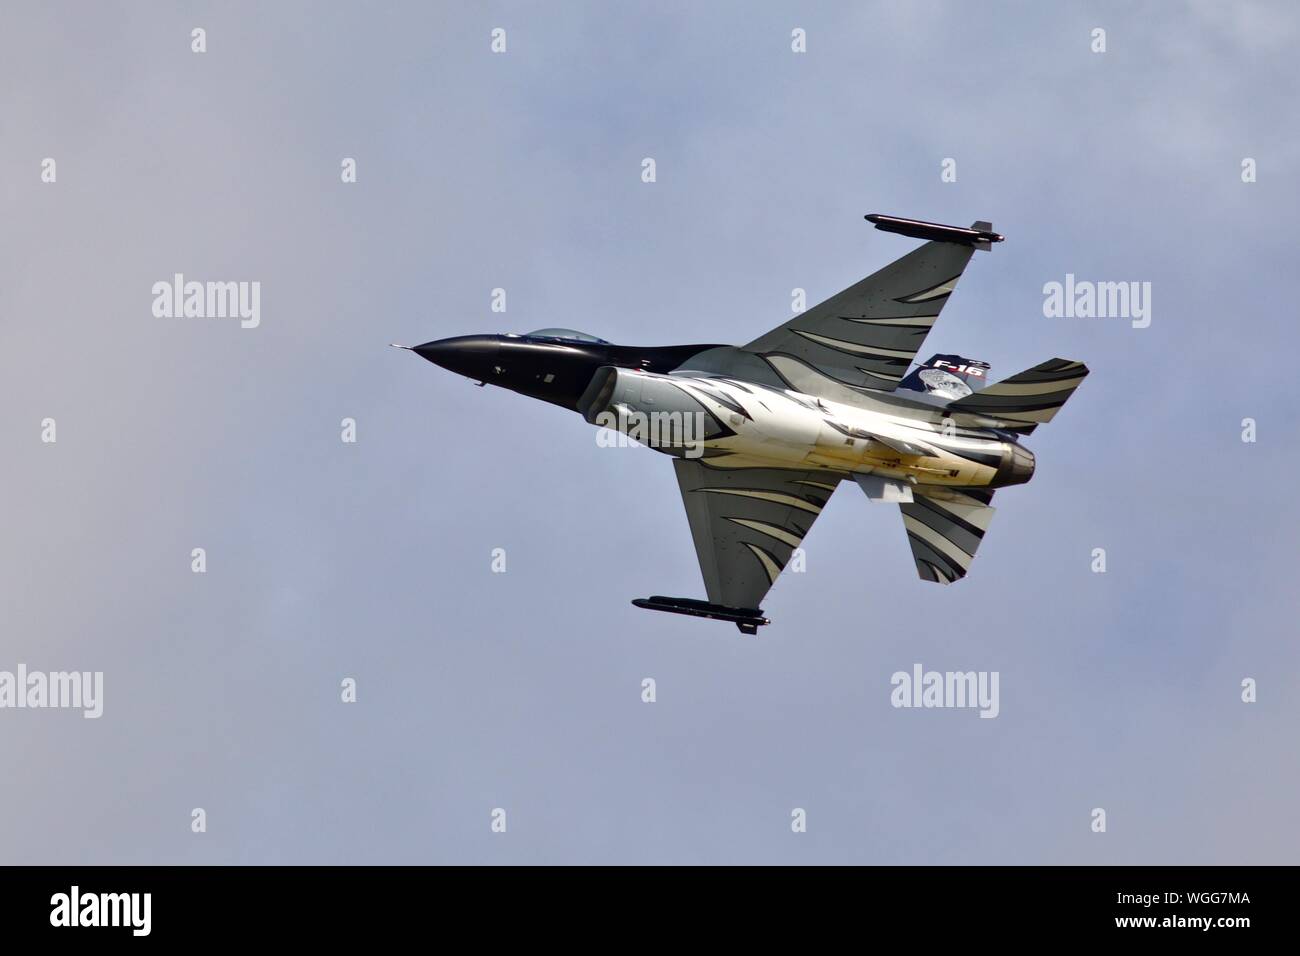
[{"x1": 398, "y1": 214, "x2": 1088, "y2": 634}]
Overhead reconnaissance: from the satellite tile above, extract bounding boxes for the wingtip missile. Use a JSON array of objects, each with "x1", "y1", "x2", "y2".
[
  {"x1": 866, "y1": 213, "x2": 1004, "y2": 249},
  {"x1": 632, "y1": 596, "x2": 769, "y2": 634}
]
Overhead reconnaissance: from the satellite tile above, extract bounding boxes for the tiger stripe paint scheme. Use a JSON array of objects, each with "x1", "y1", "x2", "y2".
[
  {"x1": 404, "y1": 214, "x2": 1088, "y2": 632},
  {"x1": 673, "y1": 461, "x2": 844, "y2": 612},
  {"x1": 744, "y1": 237, "x2": 976, "y2": 392},
  {"x1": 945, "y1": 359, "x2": 1090, "y2": 433},
  {"x1": 900, "y1": 489, "x2": 997, "y2": 584}
]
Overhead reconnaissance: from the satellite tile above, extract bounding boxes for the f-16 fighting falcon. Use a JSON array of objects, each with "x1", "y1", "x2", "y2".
[{"x1": 398, "y1": 214, "x2": 1088, "y2": 633}]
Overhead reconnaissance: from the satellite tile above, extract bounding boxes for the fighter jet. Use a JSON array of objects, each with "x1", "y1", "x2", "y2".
[{"x1": 399, "y1": 214, "x2": 1087, "y2": 634}]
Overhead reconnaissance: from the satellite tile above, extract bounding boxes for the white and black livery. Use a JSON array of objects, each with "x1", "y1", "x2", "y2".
[{"x1": 398, "y1": 214, "x2": 1088, "y2": 633}]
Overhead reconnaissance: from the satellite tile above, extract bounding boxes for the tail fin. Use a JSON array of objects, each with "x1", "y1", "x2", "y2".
[
  {"x1": 898, "y1": 353, "x2": 992, "y2": 400},
  {"x1": 945, "y1": 358, "x2": 1088, "y2": 433}
]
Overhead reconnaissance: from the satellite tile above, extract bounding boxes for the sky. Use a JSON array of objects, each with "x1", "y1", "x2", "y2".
[{"x1": 2, "y1": 1, "x2": 1298, "y2": 864}]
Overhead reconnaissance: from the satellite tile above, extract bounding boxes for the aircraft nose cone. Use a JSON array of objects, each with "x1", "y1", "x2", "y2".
[{"x1": 413, "y1": 335, "x2": 500, "y2": 379}]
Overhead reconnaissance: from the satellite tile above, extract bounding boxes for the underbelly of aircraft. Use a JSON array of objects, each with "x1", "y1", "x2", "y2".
[{"x1": 579, "y1": 365, "x2": 1014, "y2": 489}]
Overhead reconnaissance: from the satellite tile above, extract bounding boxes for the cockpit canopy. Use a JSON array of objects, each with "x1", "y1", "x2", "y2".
[{"x1": 509, "y1": 327, "x2": 610, "y2": 345}]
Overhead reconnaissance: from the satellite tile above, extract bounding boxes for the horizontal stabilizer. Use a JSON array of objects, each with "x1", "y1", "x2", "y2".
[
  {"x1": 900, "y1": 490, "x2": 996, "y2": 584},
  {"x1": 945, "y1": 358, "x2": 1088, "y2": 433}
]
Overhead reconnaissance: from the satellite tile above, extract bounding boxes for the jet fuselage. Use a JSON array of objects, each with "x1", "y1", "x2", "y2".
[
  {"x1": 400, "y1": 213, "x2": 1090, "y2": 630},
  {"x1": 413, "y1": 332, "x2": 1035, "y2": 491}
]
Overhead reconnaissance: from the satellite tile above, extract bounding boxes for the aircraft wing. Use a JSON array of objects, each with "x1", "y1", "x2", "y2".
[
  {"x1": 672, "y1": 460, "x2": 843, "y2": 612},
  {"x1": 742, "y1": 235, "x2": 978, "y2": 392}
]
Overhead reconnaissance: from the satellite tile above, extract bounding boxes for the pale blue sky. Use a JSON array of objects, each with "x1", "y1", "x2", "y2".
[{"x1": 2, "y1": 1, "x2": 1297, "y2": 863}]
